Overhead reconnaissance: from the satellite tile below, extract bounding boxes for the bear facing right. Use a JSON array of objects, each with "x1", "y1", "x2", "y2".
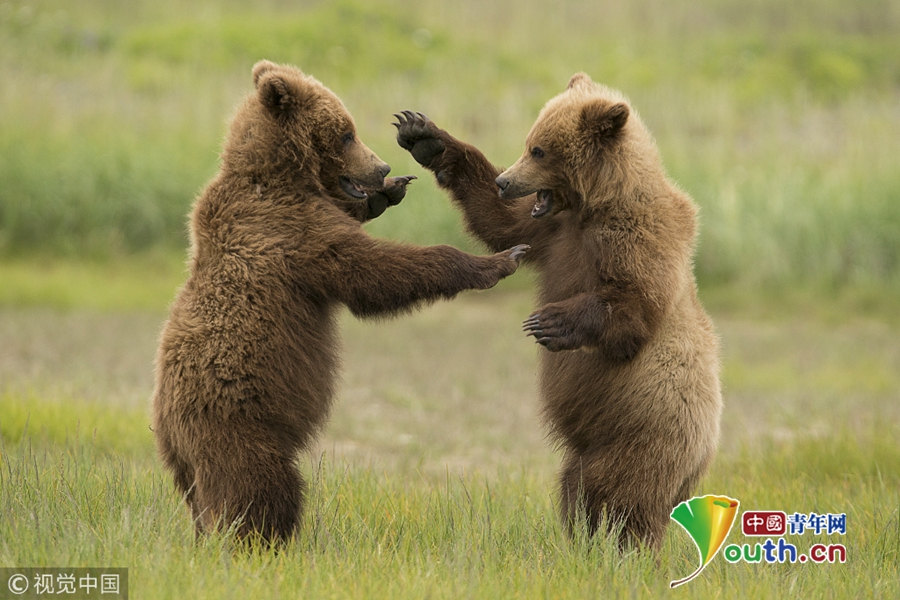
[
  {"x1": 395, "y1": 73, "x2": 722, "y2": 551},
  {"x1": 153, "y1": 61, "x2": 528, "y2": 545}
]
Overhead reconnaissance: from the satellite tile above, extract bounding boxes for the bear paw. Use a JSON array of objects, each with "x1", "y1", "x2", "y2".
[
  {"x1": 523, "y1": 307, "x2": 584, "y2": 352},
  {"x1": 362, "y1": 175, "x2": 417, "y2": 220},
  {"x1": 393, "y1": 111, "x2": 446, "y2": 168}
]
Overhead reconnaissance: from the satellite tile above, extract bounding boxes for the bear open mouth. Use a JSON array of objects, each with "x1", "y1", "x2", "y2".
[
  {"x1": 339, "y1": 176, "x2": 368, "y2": 200},
  {"x1": 532, "y1": 189, "x2": 554, "y2": 218}
]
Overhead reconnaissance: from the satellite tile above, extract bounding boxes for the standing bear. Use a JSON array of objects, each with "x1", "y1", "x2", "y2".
[
  {"x1": 152, "y1": 60, "x2": 528, "y2": 544},
  {"x1": 395, "y1": 73, "x2": 722, "y2": 551}
]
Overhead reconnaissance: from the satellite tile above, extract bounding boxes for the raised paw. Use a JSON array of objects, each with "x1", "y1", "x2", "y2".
[
  {"x1": 370, "y1": 175, "x2": 417, "y2": 206},
  {"x1": 357, "y1": 175, "x2": 416, "y2": 220},
  {"x1": 507, "y1": 244, "x2": 530, "y2": 265},
  {"x1": 393, "y1": 110, "x2": 446, "y2": 168},
  {"x1": 482, "y1": 245, "x2": 530, "y2": 289},
  {"x1": 522, "y1": 306, "x2": 582, "y2": 352}
]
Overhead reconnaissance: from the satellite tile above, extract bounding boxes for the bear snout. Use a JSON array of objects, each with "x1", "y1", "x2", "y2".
[
  {"x1": 360, "y1": 159, "x2": 391, "y2": 189},
  {"x1": 495, "y1": 173, "x2": 534, "y2": 200},
  {"x1": 351, "y1": 161, "x2": 391, "y2": 191}
]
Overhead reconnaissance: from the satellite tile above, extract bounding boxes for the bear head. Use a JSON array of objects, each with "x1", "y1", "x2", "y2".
[
  {"x1": 223, "y1": 60, "x2": 390, "y2": 204},
  {"x1": 496, "y1": 72, "x2": 644, "y2": 219}
]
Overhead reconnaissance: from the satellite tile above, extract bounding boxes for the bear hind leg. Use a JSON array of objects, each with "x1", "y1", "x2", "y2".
[
  {"x1": 192, "y1": 448, "x2": 304, "y2": 546},
  {"x1": 156, "y1": 427, "x2": 197, "y2": 508},
  {"x1": 558, "y1": 452, "x2": 671, "y2": 553},
  {"x1": 559, "y1": 456, "x2": 602, "y2": 539}
]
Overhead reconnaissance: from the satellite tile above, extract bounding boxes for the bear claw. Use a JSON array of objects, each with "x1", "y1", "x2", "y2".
[
  {"x1": 523, "y1": 313, "x2": 557, "y2": 347},
  {"x1": 394, "y1": 110, "x2": 445, "y2": 167},
  {"x1": 391, "y1": 174, "x2": 417, "y2": 186},
  {"x1": 508, "y1": 244, "x2": 530, "y2": 265}
]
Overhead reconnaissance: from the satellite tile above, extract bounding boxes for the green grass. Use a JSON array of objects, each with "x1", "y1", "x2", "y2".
[
  {"x1": 1, "y1": 0, "x2": 899, "y2": 285},
  {"x1": 0, "y1": 253, "x2": 186, "y2": 311},
  {"x1": 0, "y1": 392, "x2": 152, "y2": 459},
  {"x1": 1, "y1": 395, "x2": 897, "y2": 598},
  {"x1": 1, "y1": 285, "x2": 899, "y2": 597}
]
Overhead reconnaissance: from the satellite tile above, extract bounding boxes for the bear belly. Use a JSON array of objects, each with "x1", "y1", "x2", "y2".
[
  {"x1": 538, "y1": 308, "x2": 721, "y2": 460},
  {"x1": 155, "y1": 298, "x2": 340, "y2": 460}
]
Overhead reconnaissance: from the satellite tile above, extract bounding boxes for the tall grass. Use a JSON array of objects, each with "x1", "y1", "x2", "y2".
[
  {"x1": 1, "y1": 395, "x2": 897, "y2": 598},
  {"x1": 1, "y1": 285, "x2": 898, "y2": 596},
  {"x1": 1, "y1": 0, "x2": 899, "y2": 285}
]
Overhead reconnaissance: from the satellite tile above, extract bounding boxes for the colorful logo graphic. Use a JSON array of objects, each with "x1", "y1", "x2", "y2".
[
  {"x1": 725, "y1": 511, "x2": 847, "y2": 565},
  {"x1": 669, "y1": 495, "x2": 740, "y2": 588},
  {"x1": 742, "y1": 510, "x2": 787, "y2": 536}
]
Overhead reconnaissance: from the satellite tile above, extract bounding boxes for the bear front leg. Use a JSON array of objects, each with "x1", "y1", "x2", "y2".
[
  {"x1": 334, "y1": 236, "x2": 529, "y2": 319},
  {"x1": 394, "y1": 111, "x2": 553, "y2": 257},
  {"x1": 524, "y1": 291, "x2": 654, "y2": 359},
  {"x1": 524, "y1": 293, "x2": 609, "y2": 353}
]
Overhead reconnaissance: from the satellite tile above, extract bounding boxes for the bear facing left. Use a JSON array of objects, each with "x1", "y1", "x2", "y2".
[{"x1": 152, "y1": 60, "x2": 528, "y2": 545}]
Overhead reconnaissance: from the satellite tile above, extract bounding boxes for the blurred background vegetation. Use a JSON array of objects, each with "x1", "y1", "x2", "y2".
[{"x1": 1, "y1": 0, "x2": 898, "y2": 289}]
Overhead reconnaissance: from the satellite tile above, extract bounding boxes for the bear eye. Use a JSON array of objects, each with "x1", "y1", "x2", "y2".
[
  {"x1": 341, "y1": 132, "x2": 355, "y2": 145},
  {"x1": 531, "y1": 147, "x2": 545, "y2": 159}
]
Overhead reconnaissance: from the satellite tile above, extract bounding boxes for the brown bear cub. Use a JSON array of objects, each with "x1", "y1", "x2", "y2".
[
  {"x1": 395, "y1": 73, "x2": 721, "y2": 551},
  {"x1": 152, "y1": 61, "x2": 528, "y2": 545}
]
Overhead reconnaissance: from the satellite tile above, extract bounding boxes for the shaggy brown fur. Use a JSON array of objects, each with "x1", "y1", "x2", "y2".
[
  {"x1": 395, "y1": 73, "x2": 721, "y2": 551},
  {"x1": 152, "y1": 61, "x2": 528, "y2": 545}
]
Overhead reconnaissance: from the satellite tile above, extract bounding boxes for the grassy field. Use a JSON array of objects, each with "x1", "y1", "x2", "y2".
[
  {"x1": 1, "y1": 0, "x2": 899, "y2": 597},
  {"x1": 1, "y1": 270, "x2": 899, "y2": 597}
]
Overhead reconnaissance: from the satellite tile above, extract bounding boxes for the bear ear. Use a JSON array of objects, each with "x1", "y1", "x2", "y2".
[
  {"x1": 252, "y1": 60, "x2": 279, "y2": 88},
  {"x1": 257, "y1": 72, "x2": 309, "y2": 119},
  {"x1": 567, "y1": 72, "x2": 594, "y2": 91},
  {"x1": 580, "y1": 101, "x2": 629, "y2": 143}
]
